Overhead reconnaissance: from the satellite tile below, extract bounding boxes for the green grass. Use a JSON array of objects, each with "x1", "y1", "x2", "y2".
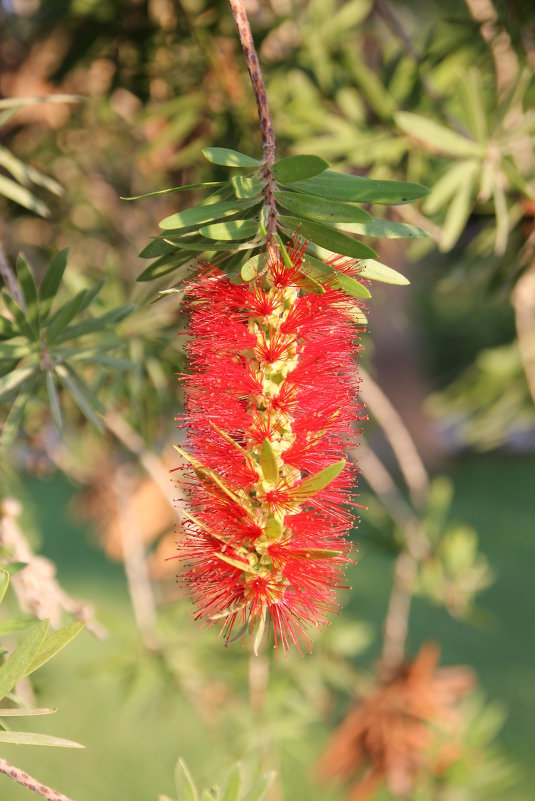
[{"x1": 0, "y1": 456, "x2": 533, "y2": 800}]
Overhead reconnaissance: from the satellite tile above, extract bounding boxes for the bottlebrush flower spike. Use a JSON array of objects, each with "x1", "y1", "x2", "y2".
[{"x1": 174, "y1": 240, "x2": 366, "y2": 655}]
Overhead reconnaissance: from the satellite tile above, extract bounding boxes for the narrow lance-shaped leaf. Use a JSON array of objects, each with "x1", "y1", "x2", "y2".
[
  {"x1": 159, "y1": 198, "x2": 258, "y2": 231},
  {"x1": 16, "y1": 253, "x2": 40, "y2": 335},
  {"x1": 242, "y1": 774, "x2": 276, "y2": 801},
  {"x1": 280, "y1": 216, "x2": 377, "y2": 260},
  {"x1": 287, "y1": 459, "x2": 346, "y2": 503},
  {"x1": 55, "y1": 363, "x2": 104, "y2": 431},
  {"x1": 301, "y1": 253, "x2": 371, "y2": 299},
  {"x1": 232, "y1": 175, "x2": 264, "y2": 199},
  {"x1": 0, "y1": 364, "x2": 37, "y2": 402},
  {"x1": 285, "y1": 169, "x2": 430, "y2": 204},
  {"x1": 46, "y1": 370, "x2": 63, "y2": 429},
  {"x1": 26, "y1": 621, "x2": 85, "y2": 676},
  {"x1": 271, "y1": 154, "x2": 329, "y2": 183},
  {"x1": 0, "y1": 707, "x2": 56, "y2": 716},
  {"x1": 199, "y1": 220, "x2": 260, "y2": 241},
  {"x1": 0, "y1": 173, "x2": 49, "y2": 217},
  {"x1": 175, "y1": 758, "x2": 199, "y2": 801},
  {"x1": 356, "y1": 259, "x2": 410, "y2": 285},
  {"x1": 0, "y1": 570, "x2": 9, "y2": 604},
  {"x1": 202, "y1": 147, "x2": 262, "y2": 168},
  {"x1": 0, "y1": 621, "x2": 49, "y2": 701},
  {"x1": 121, "y1": 181, "x2": 223, "y2": 200},
  {"x1": 395, "y1": 111, "x2": 484, "y2": 158},
  {"x1": 2, "y1": 290, "x2": 36, "y2": 341},
  {"x1": 0, "y1": 731, "x2": 84, "y2": 748},
  {"x1": 275, "y1": 190, "x2": 372, "y2": 223},
  {"x1": 260, "y1": 438, "x2": 279, "y2": 484},
  {"x1": 39, "y1": 249, "x2": 69, "y2": 320}
]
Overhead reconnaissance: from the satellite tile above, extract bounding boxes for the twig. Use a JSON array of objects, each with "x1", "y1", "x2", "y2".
[
  {"x1": 0, "y1": 758, "x2": 76, "y2": 801},
  {"x1": 228, "y1": 0, "x2": 277, "y2": 250},
  {"x1": 0, "y1": 240, "x2": 25, "y2": 309},
  {"x1": 113, "y1": 469, "x2": 161, "y2": 651},
  {"x1": 359, "y1": 366, "x2": 429, "y2": 509},
  {"x1": 464, "y1": 0, "x2": 518, "y2": 96},
  {"x1": 0, "y1": 498, "x2": 107, "y2": 639}
]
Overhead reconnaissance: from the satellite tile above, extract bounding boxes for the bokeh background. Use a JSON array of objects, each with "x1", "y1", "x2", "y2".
[{"x1": 0, "y1": 1, "x2": 534, "y2": 800}]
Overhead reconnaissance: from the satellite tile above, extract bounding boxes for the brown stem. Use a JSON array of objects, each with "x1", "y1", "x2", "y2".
[
  {"x1": 0, "y1": 758, "x2": 76, "y2": 801},
  {"x1": 0, "y1": 241, "x2": 25, "y2": 309},
  {"x1": 380, "y1": 551, "x2": 417, "y2": 673},
  {"x1": 228, "y1": 0, "x2": 277, "y2": 249}
]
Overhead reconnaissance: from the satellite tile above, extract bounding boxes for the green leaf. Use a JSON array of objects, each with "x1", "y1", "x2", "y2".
[
  {"x1": 0, "y1": 316, "x2": 17, "y2": 340},
  {"x1": 54, "y1": 303, "x2": 134, "y2": 344},
  {"x1": 2, "y1": 291, "x2": 36, "y2": 341},
  {"x1": 0, "y1": 707, "x2": 56, "y2": 716},
  {"x1": 0, "y1": 617, "x2": 35, "y2": 636},
  {"x1": 395, "y1": 111, "x2": 483, "y2": 158},
  {"x1": 137, "y1": 253, "x2": 193, "y2": 282},
  {"x1": 265, "y1": 518, "x2": 283, "y2": 540},
  {"x1": 16, "y1": 254, "x2": 39, "y2": 335},
  {"x1": 0, "y1": 94, "x2": 81, "y2": 110},
  {"x1": 423, "y1": 159, "x2": 479, "y2": 215},
  {"x1": 39, "y1": 249, "x2": 69, "y2": 320},
  {"x1": 242, "y1": 774, "x2": 275, "y2": 801},
  {"x1": 0, "y1": 370, "x2": 38, "y2": 449},
  {"x1": 45, "y1": 289, "x2": 88, "y2": 345},
  {"x1": 175, "y1": 758, "x2": 199, "y2": 801},
  {"x1": 356, "y1": 259, "x2": 410, "y2": 285},
  {"x1": 275, "y1": 190, "x2": 372, "y2": 223},
  {"x1": 280, "y1": 216, "x2": 377, "y2": 260},
  {"x1": 271, "y1": 155, "x2": 329, "y2": 183},
  {"x1": 159, "y1": 199, "x2": 258, "y2": 230},
  {"x1": 0, "y1": 621, "x2": 49, "y2": 701},
  {"x1": 139, "y1": 238, "x2": 175, "y2": 259},
  {"x1": 301, "y1": 254, "x2": 371, "y2": 299},
  {"x1": 199, "y1": 220, "x2": 259, "y2": 241},
  {"x1": 330, "y1": 219, "x2": 427, "y2": 239},
  {"x1": 286, "y1": 170, "x2": 430, "y2": 204},
  {"x1": 173, "y1": 445, "x2": 250, "y2": 513},
  {"x1": 241, "y1": 255, "x2": 263, "y2": 282},
  {"x1": 0, "y1": 174, "x2": 49, "y2": 217},
  {"x1": 457, "y1": 69, "x2": 487, "y2": 144},
  {"x1": 0, "y1": 570, "x2": 9, "y2": 604},
  {"x1": 287, "y1": 459, "x2": 346, "y2": 503},
  {"x1": 0, "y1": 145, "x2": 62, "y2": 196},
  {"x1": 45, "y1": 370, "x2": 62, "y2": 430},
  {"x1": 27, "y1": 621, "x2": 85, "y2": 676},
  {"x1": 439, "y1": 165, "x2": 478, "y2": 251},
  {"x1": 0, "y1": 731, "x2": 84, "y2": 748},
  {"x1": 121, "y1": 182, "x2": 223, "y2": 200},
  {"x1": 260, "y1": 438, "x2": 279, "y2": 484},
  {"x1": 231, "y1": 175, "x2": 264, "y2": 199},
  {"x1": 0, "y1": 364, "x2": 36, "y2": 402},
  {"x1": 202, "y1": 147, "x2": 262, "y2": 168},
  {"x1": 55, "y1": 363, "x2": 104, "y2": 431}
]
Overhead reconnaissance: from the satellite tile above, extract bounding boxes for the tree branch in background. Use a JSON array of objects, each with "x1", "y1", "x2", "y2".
[
  {"x1": 228, "y1": 0, "x2": 277, "y2": 249},
  {"x1": 0, "y1": 499, "x2": 107, "y2": 639},
  {"x1": 0, "y1": 759, "x2": 77, "y2": 801},
  {"x1": 464, "y1": 0, "x2": 518, "y2": 96},
  {"x1": 360, "y1": 366, "x2": 429, "y2": 509}
]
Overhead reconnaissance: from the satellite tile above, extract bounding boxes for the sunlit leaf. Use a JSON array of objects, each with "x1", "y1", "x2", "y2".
[
  {"x1": 395, "y1": 111, "x2": 484, "y2": 157},
  {"x1": 0, "y1": 174, "x2": 49, "y2": 217},
  {"x1": 121, "y1": 182, "x2": 223, "y2": 200},
  {"x1": 423, "y1": 159, "x2": 479, "y2": 215},
  {"x1": 27, "y1": 621, "x2": 85, "y2": 676},
  {"x1": 175, "y1": 758, "x2": 199, "y2": 801},
  {"x1": 202, "y1": 147, "x2": 261, "y2": 168},
  {"x1": 0, "y1": 570, "x2": 9, "y2": 604},
  {"x1": 0, "y1": 731, "x2": 84, "y2": 748},
  {"x1": 300, "y1": 253, "x2": 371, "y2": 299},
  {"x1": 0, "y1": 621, "x2": 49, "y2": 701},
  {"x1": 242, "y1": 773, "x2": 275, "y2": 801},
  {"x1": 241, "y1": 255, "x2": 262, "y2": 282},
  {"x1": 0, "y1": 370, "x2": 38, "y2": 449},
  {"x1": 159, "y1": 199, "x2": 258, "y2": 230},
  {"x1": 287, "y1": 459, "x2": 346, "y2": 503},
  {"x1": 45, "y1": 289, "x2": 89, "y2": 345},
  {"x1": 46, "y1": 370, "x2": 62, "y2": 430},
  {"x1": 439, "y1": 166, "x2": 478, "y2": 251},
  {"x1": 199, "y1": 220, "x2": 259, "y2": 241},
  {"x1": 231, "y1": 175, "x2": 264, "y2": 199},
  {"x1": 0, "y1": 145, "x2": 62, "y2": 197},
  {"x1": 330, "y1": 219, "x2": 427, "y2": 239},
  {"x1": 0, "y1": 364, "x2": 37, "y2": 402},
  {"x1": 357, "y1": 259, "x2": 409, "y2": 285},
  {"x1": 2, "y1": 291, "x2": 36, "y2": 341},
  {"x1": 0, "y1": 707, "x2": 56, "y2": 716},
  {"x1": 54, "y1": 303, "x2": 134, "y2": 344},
  {"x1": 260, "y1": 438, "x2": 279, "y2": 484}
]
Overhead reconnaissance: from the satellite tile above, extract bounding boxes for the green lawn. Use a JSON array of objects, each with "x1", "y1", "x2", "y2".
[{"x1": 1, "y1": 455, "x2": 533, "y2": 800}]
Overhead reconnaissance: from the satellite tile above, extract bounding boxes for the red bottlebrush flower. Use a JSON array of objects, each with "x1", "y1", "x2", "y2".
[{"x1": 174, "y1": 246, "x2": 366, "y2": 655}]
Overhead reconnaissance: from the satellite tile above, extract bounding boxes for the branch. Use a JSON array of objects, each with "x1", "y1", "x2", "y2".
[
  {"x1": 359, "y1": 366, "x2": 429, "y2": 509},
  {"x1": 512, "y1": 259, "x2": 535, "y2": 407},
  {"x1": 0, "y1": 758, "x2": 76, "y2": 801},
  {"x1": 228, "y1": 0, "x2": 277, "y2": 249}
]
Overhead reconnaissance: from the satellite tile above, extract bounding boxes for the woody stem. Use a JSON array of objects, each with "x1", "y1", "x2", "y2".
[{"x1": 227, "y1": 0, "x2": 277, "y2": 249}]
